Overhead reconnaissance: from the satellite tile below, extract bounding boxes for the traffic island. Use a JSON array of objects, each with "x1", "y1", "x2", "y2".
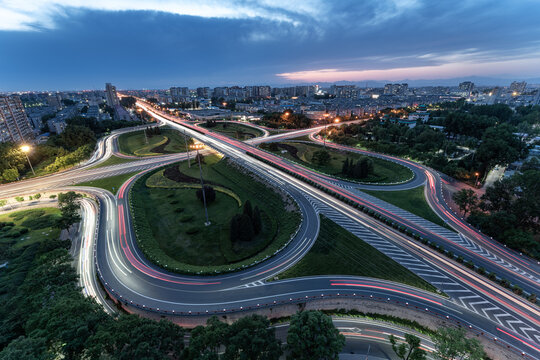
[{"x1": 129, "y1": 154, "x2": 301, "y2": 275}]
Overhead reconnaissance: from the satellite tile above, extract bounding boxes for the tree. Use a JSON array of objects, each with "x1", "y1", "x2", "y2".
[
  {"x1": 312, "y1": 149, "x2": 331, "y2": 166},
  {"x1": 433, "y1": 327, "x2": 485, "y2": 360},
  {"x1": 287, "y1": 311, "x2": 345, "y2": 360},
  {"x1": 252, "y1": 206, "x2": 262, "y2": 234},
  {"x1": 33, "y1": 193, "x2": 41, "y2": 200},
  {"x1": 352, "y1": 157, "x2": 373, "y2": 179},
  {"x1": 342, "y1": 157, "x2": 350, "y2": 175},
  {"x1": 243, "y1": 200, "x2": 253, "y2": 220},
  {"x1": 0, "y1": 199, "x2": 7, "y2": 208},
  {"x1": 2, "y1": 168, "x2": 19, "y2": 182},
  {"x1": 56, "y1": 191, "x2": 82, "y2": 233},
  {"x1": 15, "y1": 196, "x2": 24, "y2": 202},
  {"x1": 196, "y1": 185, "x2": 216, "y2": 204},
  {"x1": 230, "y1": 214, "x2": 255, "y2": 242},
  {"x1": 452, "y1": 189, "x2": 478, "y2": 216},
  {"x1": 185, "y1": 316, "x2": 229, "y2": 359},
  {"x1": 475, "y1": 124, "x2": 526, "y2": 171},
  {"x1": 389, "y1": 333, "x2": 426, "y2": 360},
  {"x1": 120, "y1": 96, "x2": 137, "y2": 108},
  {"x1": 224, "y1": 315, "x2": 282, "y2": 360},
  {"x1": 88, "y1": 315, "x2": 185, "y2": 360}
]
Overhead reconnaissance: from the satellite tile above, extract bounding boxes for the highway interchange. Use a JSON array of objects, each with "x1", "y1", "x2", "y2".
[{"x1": 1, "y1": 102, "x2": 539, "y2": 359}]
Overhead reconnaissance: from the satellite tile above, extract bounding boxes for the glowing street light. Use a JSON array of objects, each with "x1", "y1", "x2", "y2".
[
  {"x1": 20, "y1": 145, "x2": 35, "y2": 176},
  {"x1": 475, "y1": 172, "x2": 480, "y2": 186},
  {"x1": 190, "y1": 143, "x2": 210, "y2": 226}
]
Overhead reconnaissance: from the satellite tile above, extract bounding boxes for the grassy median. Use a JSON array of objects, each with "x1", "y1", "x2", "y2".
[
  {"x1": 260, "y1": 141, "x2": 412, "y2": 184},
  {"x1": 276, "y1": 215, "x2": 438, "y2": 293},
  {"x1": 200, "y1": 122, "x2": 264, "y2": 140},
  {"x1": 361, "y1": 187, "x2": 452, "y2": 230},
  {"x1": 130, "y1": 155, "x2": 301, "y2": 274},
  {"x1": 117, "y1": 128, "x2": 188, "y2": 156},
  {"x1": 75, "y1": 171, "x2": 141, "y2": 194}
]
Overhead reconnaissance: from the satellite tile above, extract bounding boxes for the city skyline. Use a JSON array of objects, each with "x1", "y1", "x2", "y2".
[{"x1": 1, "y1": 0, "x2": 540, "y2": 91}]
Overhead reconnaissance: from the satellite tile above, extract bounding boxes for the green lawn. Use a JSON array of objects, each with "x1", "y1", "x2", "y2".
[
  {"x1": 362, "y1": 187, "x2": 452, "y2": 230},
  {"x1": 0, "y1": 208, "x2": 61, "y2": 250},
  {"x1": 201, "y1": 122, "x2": 264, "y2": 140},
  {"x1": 277, "y1": 216, "x2": 438, "y2": 293},
  {"x1": 117, "y1": 128, "x2": 189, "y2": 156},
  {"x1": 130, "y1": 154, "x2": 301, "y2": 274},
  {"x1": 260, "y1": 141, "x2": 412, "y2": 184},
  {"x1": 75, "y1": 171, "x2": 141, "y2": 194},
  {"x1": 88, "y1": 155, "x2": 137, "y2": 169}
]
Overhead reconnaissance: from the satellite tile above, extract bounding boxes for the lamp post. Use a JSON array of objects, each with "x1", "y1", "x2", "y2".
[
  {"x1": 190, "y1": 143, "x2": 210, "y2": 226},
  {"x1": 323, "y1": 110, "x2": 330, "y2": 148},
  {"x1": 20, "y1": 145, "x2": 35, "y2": 176},
  {"x1": 183, "y1": 130, "x2": 191, "y2": 168},
  {"x1": 475, "y1": 172, "x2": 480, "y2": 187}
]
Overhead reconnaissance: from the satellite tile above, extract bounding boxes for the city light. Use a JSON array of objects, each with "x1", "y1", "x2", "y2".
[{"x1": 20, "y1": 145, "x2": 30, "y2": 153}]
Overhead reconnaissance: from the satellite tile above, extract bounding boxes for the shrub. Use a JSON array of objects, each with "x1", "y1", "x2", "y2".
[
  {"x1": 185, "y1": 226, "x2": 200, "y2": 235},
  {"x1": 179, "y1": 214, "x2": 194, "y2": 222}
]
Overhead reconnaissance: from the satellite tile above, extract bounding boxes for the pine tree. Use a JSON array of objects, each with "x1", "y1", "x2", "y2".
[
  {"x1": 342, "y1": 157, "x2": 349, "y2": 175},
  {"x1": 252, "y1": 206, "x2": 262, "y2": 234},
  {"x1": 243, "y1": 200, "x2": 253, "y2": 220}
]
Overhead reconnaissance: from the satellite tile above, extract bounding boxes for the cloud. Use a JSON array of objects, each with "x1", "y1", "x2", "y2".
[
  {"x1": 276, "y1": 56, "x2": 540, "y2": 82},
  {"x1": 0, "y1": 0, "x2": 327, "y2": 31}
]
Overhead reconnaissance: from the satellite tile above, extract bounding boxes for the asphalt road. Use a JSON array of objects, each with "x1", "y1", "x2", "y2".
[{"x1": 1, "y1": 109, "x2": 539, "y2": 358}]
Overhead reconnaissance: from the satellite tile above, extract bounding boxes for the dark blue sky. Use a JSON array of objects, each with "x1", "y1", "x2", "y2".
[{"x1": 1, "y1": 0, "x2": 540, "y2": 91}]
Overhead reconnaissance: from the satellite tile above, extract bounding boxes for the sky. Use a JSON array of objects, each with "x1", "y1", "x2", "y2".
[{"x1": 1, "y1": 0, "x2": 540, "y2": 91}]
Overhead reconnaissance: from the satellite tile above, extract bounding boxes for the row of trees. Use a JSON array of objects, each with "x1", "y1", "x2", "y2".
[
  {"x1": 323, "y1": 103, "x2": 535, "y2": 183},
  {"x1": 0, "y1": 114, "x2": 142, "y2": 183},
  {"x1": 453, "y1": 169, "x2": 540, "y2": 259},
  {"x1": 0, "y1": 220, "x2": 347, "y2": 359},
  {"x1": 145, "y1": 126, "x2": 162, "y2": 137},
  {"x1": 230, "y1": 200, "x2": 262, "y2": 242},
  {"x1": 390, "y1": 327, "x2": 485, "y2": 360},
  {"x1": 262, "y1": 111, "x2": 312, "y2": 129}
]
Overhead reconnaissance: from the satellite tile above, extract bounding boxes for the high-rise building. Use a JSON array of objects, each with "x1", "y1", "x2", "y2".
[
  {"x1": 383, "y1": 83, "x2": 408, "y2": 95},
  {"x1": 196, "y1": 87, "x2": 210, "y2": 98},
  {"x1": 212, "y1": 87, "x2": 229, "y2": 98},
  {"x1": 510, "y1": 81, "x2": 527, "y2": 94},
  {"x1": 459, "y1": 81, "x2": 475, "y2": 93},
  {"x1": 0, "y1": 96, "x2": 35, "y2": 143},
  {"x1": 329, "y1": 85, "x2": 358, "y2": 98},
  {"x1": 105, "y1": 83, "x2": 119, "y2": 107},
  {"x1": 170, "y1": 87, "x2": 190, "y2": 102}
]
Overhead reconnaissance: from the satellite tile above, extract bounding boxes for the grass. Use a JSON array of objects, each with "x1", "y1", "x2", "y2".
[
  {"x1": 117, "y1": 128, "x2": 188, "y2": 156},
  {"x1": 0, "y1": 208, "x2": 61, "y2": 250},
  {"x1": 130, "y1": 154, "x2": 301, "y2": 273},
  {"x1": 277, "y1": 216, "x2": 438, "y2": 293},
  {"x1": 88, "y1": 155, "x2": 137, "y2": 169},
  {"x1": 261, "y1": 141, "x2": 413, "y2": 184},
  {"x1": 75, "y1": 171, "x2": 141, "y2": 194},
  {"x1": 201, "y1": 122, "x2": 264, "y2": 140},
  {"x1": 362, "y1": 187, "x2": 452, "y2": 230}
]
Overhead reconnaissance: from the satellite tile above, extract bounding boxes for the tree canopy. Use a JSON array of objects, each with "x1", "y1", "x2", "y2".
[{"x1": 286, "y1": 311, "x2": 345, "y2": 360}]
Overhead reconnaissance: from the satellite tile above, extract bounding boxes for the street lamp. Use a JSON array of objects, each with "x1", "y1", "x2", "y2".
[
  {"x1": 20, "y1": 145, "x2": 35, "y2": 176},
  {"x1": 322, "y1": 110, "x2": 330, "y2": 148},
  {"x1": 190, "y1": 143, "x2": 211, "y2": 226},
  {"x1": 475, "y1": 172, "x2": 480, "y2": 186},
  {"x1": 183, "y1": 130, "x2": 191, "y2": 168}
]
